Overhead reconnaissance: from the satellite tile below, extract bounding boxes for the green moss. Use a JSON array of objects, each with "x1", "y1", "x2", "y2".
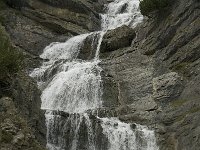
[
  {"x1": 173, "y1": 62, "x2": 189, "y2": 71},
  {"x1": 0, "y1": 13, "x2": 6, "y2": 24},
  {"x1": 1, "y1": 130, "x2": 13, "y2": 143},
  {"x1": 0, "y1": 0, "x2": 7, "y2": 10},
  {"x1": 172, "y1": 62, "x2": 190, "y2": 73},
  {"x1": 175, "y1": 115, "x2": 185, "y2": 122},
  {"x1": 174, "y1": 107, "x2": 200, "y2": 122},
  {"x1": 172, "y1": 62, "x2": 192, "y2": 78},
  {"x1": 188, "y1": 107, "x2": 200, "y2": 114},
  {"x1": 170, "y1": 99, "x2": 189, "y2": 107},
  {"x1": 139, "y1": 0, "x2": 172, "y2": 16}
]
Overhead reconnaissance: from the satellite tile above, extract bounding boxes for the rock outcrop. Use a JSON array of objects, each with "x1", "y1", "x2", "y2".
[
  {"x1": 0, "y1": 21, "x2": 46, "y2": 149},
  {"x1": 99, "y1": 0, "x2": 200, "y2": 149},
  {"x1": 101, "y1": 25, "x2": 136, "y2": 53}
]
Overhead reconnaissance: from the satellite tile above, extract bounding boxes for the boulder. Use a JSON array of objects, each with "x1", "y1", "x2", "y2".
[
  {"x1": 100, "y1": 25, "x2": 136, "y2": 53},
  {"x1": 78, "y1": 32, "x2": 100, "y2": 60}
]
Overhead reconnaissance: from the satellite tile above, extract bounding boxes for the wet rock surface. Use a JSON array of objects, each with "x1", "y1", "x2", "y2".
[{"x1": 45, "y1": 111, "x2": 109, "y2": 150}]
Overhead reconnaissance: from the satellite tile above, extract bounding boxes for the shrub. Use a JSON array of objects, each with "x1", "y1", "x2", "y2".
[
  {"x1": 139, "y1": 0, "x2": 172, "y2": 16},
  {"x1": 0, "y1": 0, "x2": 6, "y2": 10},
  {"x1": 4, "y1": 0, "x2": 27, "y2": 9},
  {"x1": 0, "y1": 26, "x2": 23, "y2": 79}
]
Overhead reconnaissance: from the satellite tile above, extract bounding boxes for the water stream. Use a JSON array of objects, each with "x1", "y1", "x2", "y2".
[{"x1": 30, "y1": 0, "x2": 159, "y2": 150}]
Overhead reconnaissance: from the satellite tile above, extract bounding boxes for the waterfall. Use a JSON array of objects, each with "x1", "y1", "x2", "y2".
[
  {"x1": 99, "y1": 118, "x2": 158, "y2": 150},
  {"x1": 101, "y1": 0, "x2": 143, "y2": 30},
  {"x1": 30, "y1": 0, "x2": 159, "y2": 150}
]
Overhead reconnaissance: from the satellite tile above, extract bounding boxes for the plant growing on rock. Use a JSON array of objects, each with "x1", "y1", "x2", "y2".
[
  {"x1": 139, "y1": 0, "x2": 172, "y2": 17},
  {"x1": 0, "y1": 27, "x2": 23, "y2": 79}
]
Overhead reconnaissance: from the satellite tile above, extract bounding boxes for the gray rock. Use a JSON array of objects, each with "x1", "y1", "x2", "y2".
[
  {"x1": 10, "y1": 72, "x2": 46, "y2": 147},
  {"x1": 99, "y1": 0, "x2": 200, "y2": 149},
  {"x1": 0, "y1": 97, "x2": 46, "y2": 150},
  {"x1": 100, "y1": 25, "x2": 136, "y2": 53},
  {"x1": 12, "y1": 132, "x2": 25, "y2": 146},
  {"x1": 152, "y1": 72, "x2": 184, "y2": 102},
  {"x1": 78, "y1": 32, "x2": 100, "y2": 60}
]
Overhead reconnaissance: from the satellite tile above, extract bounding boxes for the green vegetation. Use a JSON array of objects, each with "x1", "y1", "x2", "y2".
[
  {"x1": 189, "y1": 107, "x2": 200, "y2": 114},
  {"x1": 139, "y1": 0, "x2": 172, "y2": 16},
  {"x1": 1, "y1": 130, "x2": 13, "y2": 143},
  {"x1": 175, "y1": 107, "x2": 200, "y2": 122},
  {"x1": 0, "y1": 0, "x2": 6, "y2": 8},
  {"x1": 170, "y1": 99, "x2": 189, "y2": 107},
  {"x1": 0, "y1": 25, "x2": 23, "y2": 79},
  {"x1": 172, "y1": 62, "x2": 189, "y2": 72},
  {"x1": 171, "y1": 98, "x2": 200, "y2": 123},
  {"x1": 172, "y1": 62, "x2": 191, "y2": 77}
]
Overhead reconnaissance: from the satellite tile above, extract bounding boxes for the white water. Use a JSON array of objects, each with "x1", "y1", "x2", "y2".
[
  {"x1": 41, "y1": 60, "x2": 102, "y2": 113},
  {"x1": 30, "y1": 32, "x2": 102, "y2": 113},
  {"x1": 30, "y1": 33, "x2": 90, "y2": 90},
  {"x1": 100, "y1": 118, "x2": 159, "y2": 150},
  {"x1": 101, "y1": 0, "x2": 143, "y2": 30},
  {"x1": 30, "y1": 0, "x2": 158, "y2": 150}
]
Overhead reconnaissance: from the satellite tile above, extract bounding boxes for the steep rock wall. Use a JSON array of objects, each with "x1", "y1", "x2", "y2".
[
  {"x1": 0, "y1": 23, "x2": 46, "y2": 149},
  {"x1": 99, "y1": 0, "x2": 200, "y2": 149}
]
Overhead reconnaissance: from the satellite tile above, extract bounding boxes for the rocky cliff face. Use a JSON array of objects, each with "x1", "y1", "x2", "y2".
[
  {"x1": 99, "y1": 0, "x2": 200, "y2": 149},
  {"x1": 0, "y1": 17, "x2": 46, "y2": 149},
  {"x1": 0, "y1": 0, "x2": 199, "y2": 149}
]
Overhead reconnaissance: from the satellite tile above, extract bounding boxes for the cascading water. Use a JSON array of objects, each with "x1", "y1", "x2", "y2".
[
  {"x1": 30, "y1": 0, "x2": 159, "y2": 150},
  {"x1": 101, "y1": 0, "x2": 143, "y2": 30}
]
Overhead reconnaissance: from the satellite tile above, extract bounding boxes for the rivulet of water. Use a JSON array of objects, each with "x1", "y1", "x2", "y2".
[{"x1": 30, "y1": 0, "x2": 159, "y2": 150}]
